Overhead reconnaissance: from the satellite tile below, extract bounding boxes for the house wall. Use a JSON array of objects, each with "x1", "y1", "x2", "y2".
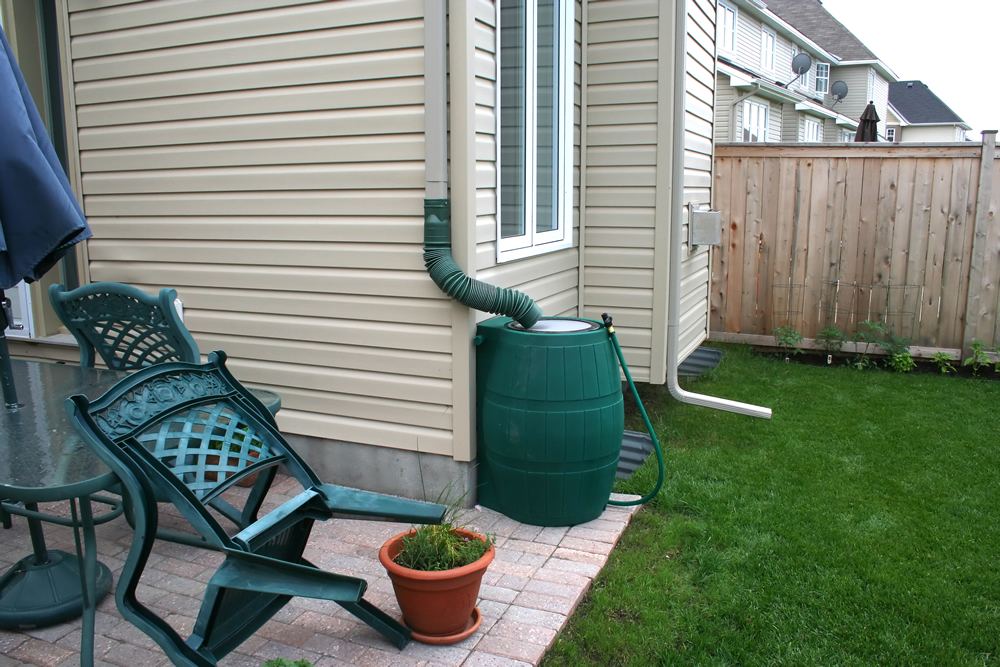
[
  {"x1": 780, "y1": 103, "x2": 799, "y2": 142},
  {"x1": 57, "y1": 1, "x2": 466, "y2": 481},
  {"x1": 715, "y1": 75, "x2": 735, "y2": 142},
  {"x1": 581, "y1": 0, "x2": 715, "y2": 383},
  {"x1": 900, "y1": 125, "x2": 967, "y2": 143}
]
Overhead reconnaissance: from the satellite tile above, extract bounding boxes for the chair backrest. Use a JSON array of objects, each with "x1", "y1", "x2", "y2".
[
  {"x1": 50, "y1": 282, "x2": 200, "y2": 370},
  {"x1": 66, "y1": 351, "x2": 318, "y2": 549}
]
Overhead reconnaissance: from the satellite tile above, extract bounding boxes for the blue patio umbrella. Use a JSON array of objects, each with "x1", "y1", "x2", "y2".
[{"x1": 1, "y1": 24, "x2": 91, "y2": 407}]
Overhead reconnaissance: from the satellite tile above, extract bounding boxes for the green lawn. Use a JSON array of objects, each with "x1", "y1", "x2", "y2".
[{"x1": 543, "y1": 345, "x2": 1000, "y2": 667}]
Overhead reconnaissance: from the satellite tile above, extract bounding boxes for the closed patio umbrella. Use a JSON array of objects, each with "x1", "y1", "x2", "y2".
[
  {"x1": 854, "y1": 101, "x2": 880, "y2": 142},
  {"x1": 1, "y1": 24, "x2": 91, "y2": 408}
]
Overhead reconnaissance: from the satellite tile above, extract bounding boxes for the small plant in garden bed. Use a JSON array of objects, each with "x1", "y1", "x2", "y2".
[
  {"x1": 772, "y1": 325, "x2": 803, "y2": 359},
  {"x1": 882, "y1": 332, "x2": 914, "y2": 373},
  {"x1": 263, "y1": 660, "x2": 313, "y2": 667},
  {"x1": 851, "y1": 319, "x2": 887, "y2": 369},
  {"x1": 931, "y1": 351, "x2": 956, "y2": 374},
  {"x1": 964, "y1": 340, "x2": 997, "y2": 377},
  {"x1": 816, "y1": 326, "x2": 846, "y2": 356}
]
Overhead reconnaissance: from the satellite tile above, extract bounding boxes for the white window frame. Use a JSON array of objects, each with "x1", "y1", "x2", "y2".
[
  {"x1": 717, "y1": 1, "x2": 737, "y2": 56},
  {"x1": 742, "y1": 100, "x2": 769, "y2": 143},
  {"x1": 868, "y1": 68, "x2": 876, "y2": 100},
  {"x1": 842, "y1": 129, "x2": 854, "y2": 142},
  {"x1": 4, "y1": 281, "x2": 34, "y2": 339},
  {"x1": 760, "y1": 27, "x2": 776, "y2": 73},
  {"x1": 496, "y1": 0, "x2": 574, "y2": 263},
  {"x1": 815, "y1": 62, "x2": 829, "y2": 94},
  {"x1": 804, "y1": 118, "x2": 821, "y2": 142},
  {"x1": 885, "y1": 127, "x2": 896, "y2": 142}
]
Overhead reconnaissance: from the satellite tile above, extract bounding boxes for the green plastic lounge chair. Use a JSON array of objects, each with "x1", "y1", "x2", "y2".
[
  {"x1": 48, "y1": 282, "x2": 280, "y2": 541},
  {"x1": 66, "y1": 351, "x2": 446, "y2": 663}
]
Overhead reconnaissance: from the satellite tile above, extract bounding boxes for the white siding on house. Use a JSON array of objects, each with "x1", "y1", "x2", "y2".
[
  {"x1": 63, "y1": 0, "x2": 458, "y2": 456},
  {"x1": 827, "y1": 64, "x2": 868, "y2": 125},
  {"x1": 715, "y1": 74, "x2": 735, "y2": 142},
  {"x1": 582, "y1": 0, "x2": 660, "y2": 378},
  {"x1": 780, "y1": 102, "x2": 799, "y2": 141}
]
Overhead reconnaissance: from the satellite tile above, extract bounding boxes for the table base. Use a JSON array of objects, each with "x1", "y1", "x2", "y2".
[{"x1": 0, "y1": 549, "x2": 112, "y2": 629}]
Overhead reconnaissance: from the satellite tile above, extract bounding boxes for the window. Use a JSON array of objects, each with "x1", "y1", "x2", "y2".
[
  {"x1": 868, "y1": 68, "x2": 876, "y2": 99},
  {"x1": 842, "y1": 129, "x2": 854, "y2": 142},
  {"x1": 886, "y1": 127, "x2": 896, "y2": 142},
  {"x1": 760, "y1": 28, "x2": 776, "y2": 72},
  {"x1": 717, "y1": 2, "x2": 737, "y2": 54},
  {"x1": 498, "y1": 0, "x2": 574, "y2": 261},
  {"x1": 742, "y1": 100, "x2": 768, "y2": 142},
  {"x1": 804, "y1": 118, "x2": 821, "y2": 142},
  {"x1": 815, "y1": 62, "x2": 829, "y2": 94}
]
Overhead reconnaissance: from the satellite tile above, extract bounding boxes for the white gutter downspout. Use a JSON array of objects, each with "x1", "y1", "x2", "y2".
[
  {"x1": 425, "y1": 0, "x2": 447, "y2": 201},
  {"x1": 666, "y1": 0, "x2": 771, "y2": 419}
]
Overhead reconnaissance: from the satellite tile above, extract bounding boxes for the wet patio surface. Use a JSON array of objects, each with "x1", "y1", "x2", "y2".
[{"x1": 0, "y1": 476, "x2": 639, "y2": 667}]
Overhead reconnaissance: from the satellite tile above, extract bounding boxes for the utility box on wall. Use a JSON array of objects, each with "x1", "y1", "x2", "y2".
[{"x1": 689, "y1": 207, "x2": 722, "y2": 247}]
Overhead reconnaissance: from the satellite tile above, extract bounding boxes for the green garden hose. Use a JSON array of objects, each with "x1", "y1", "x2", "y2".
[
  {"x1": 424, "y1": 199, "x2": 542, "y2": 329},
  {"x1": 602, "y1": 313, "x2": 665, "y2": 506}
]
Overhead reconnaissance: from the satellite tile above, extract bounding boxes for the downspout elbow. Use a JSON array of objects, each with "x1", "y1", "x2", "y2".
[{"x1": 424, "y1": 200, "x2": 542, "y2": 329}]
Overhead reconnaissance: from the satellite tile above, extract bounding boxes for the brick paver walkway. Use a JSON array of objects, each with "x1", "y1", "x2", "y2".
[{"x1": 0, "y1": 476, "x2": 639, "y2": 667}]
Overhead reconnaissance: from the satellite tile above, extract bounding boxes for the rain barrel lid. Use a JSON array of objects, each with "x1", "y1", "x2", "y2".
[{"x1": 507, "y1": 318, "x2": 601, "y2": 333}]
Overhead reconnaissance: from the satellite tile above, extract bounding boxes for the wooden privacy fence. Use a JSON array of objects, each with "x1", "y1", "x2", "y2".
[{"x1": 711, "y1": 134, "x2": 1000, "y2": 358}]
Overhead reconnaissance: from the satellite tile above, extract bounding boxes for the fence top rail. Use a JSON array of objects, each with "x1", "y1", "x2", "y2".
[{"x1": 716, "y1": 142, "x2": 983, "y2": 159}]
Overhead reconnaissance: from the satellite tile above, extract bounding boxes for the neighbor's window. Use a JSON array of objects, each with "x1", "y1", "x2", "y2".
[
  {"x1": 717, "y1": 2, "x2": 737, "y2": 55},
  {"x1": 498, "y1": 0, "x2": 574, "y2": 262},
  {"x1": 815, "y1": 62, "x2": 829, "y2": 94},
  {"x1": 742, "y1": 100, "x2": 768, "y2": 142},
  {"x1": 842, "y1": 129, "x2": 854, "y2": 142},
  {"x1": 804, "y1": 118, "x2": 821, "y2": 142},
  {"x1": 886, "y1": 127, "x2": 896, "y2": 142},
  {"x1": 760, "y1": 28, "x2": 775, "y2": 72}
]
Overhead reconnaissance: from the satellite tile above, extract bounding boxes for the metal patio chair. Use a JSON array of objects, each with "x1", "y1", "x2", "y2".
[{"x1": 66, "y1": 351, "x2": 446, "y2": 663}]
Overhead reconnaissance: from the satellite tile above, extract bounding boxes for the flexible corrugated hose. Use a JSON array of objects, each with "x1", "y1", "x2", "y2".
[{"x1": 424, "y1": 199, "x2": 542, "y2": 329}]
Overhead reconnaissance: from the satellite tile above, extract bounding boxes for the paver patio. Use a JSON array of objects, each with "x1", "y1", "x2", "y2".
[{"x1": 0, "y1": 475, "x2": 639, "y2": 667}]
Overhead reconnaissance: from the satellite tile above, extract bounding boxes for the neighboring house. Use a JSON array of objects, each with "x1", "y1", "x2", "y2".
[
  {"x1": 887, "y1": 80, "x2": 971, "y2": 143},
  {"x1": 764, "y1": 0, "x2": 897, "y2": 141},
  {"x1": 714, "y1": 0, "x2": 860, "y2": 144},
  {"x1": 3, "y1": 0, "x2": 723, "y2": 500}
]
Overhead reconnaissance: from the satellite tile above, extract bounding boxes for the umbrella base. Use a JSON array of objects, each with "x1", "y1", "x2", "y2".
[{"x1": 0, "y1": 550, "x2": 112, "y2": 628}]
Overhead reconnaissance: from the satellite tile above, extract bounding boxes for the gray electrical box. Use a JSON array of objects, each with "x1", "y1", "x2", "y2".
[{"x1": 689, "y1": 206, "x2": 722, "y2": 246}]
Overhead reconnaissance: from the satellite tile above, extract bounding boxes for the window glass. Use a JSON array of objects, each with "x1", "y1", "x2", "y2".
[
  {"x1": 717, "y1": 2, "x2": 737, "y2": 54},
  {"x1": 498, "y1": 0, "x2": 573, "y2": 261},
  {"x1": 760, "y1": 29, "x2": 775, "y2": 71},
  {"x1": 815, "y1": 63, "x2": 829, "y2": 94},
  {"x1": 804, "y1": 118, "x2": 821, "y2": 142},
  {"x1": 742, "y1": 100, "x2": 768, "y2": 142}
]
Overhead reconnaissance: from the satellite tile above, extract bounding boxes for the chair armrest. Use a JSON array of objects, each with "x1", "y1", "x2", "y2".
[
  {"x1": 210, "y1": 550, "x2": 366, "y2": 602},
  {"x1": 316, "y1": 484, "x2": 446, "y2": 524}
]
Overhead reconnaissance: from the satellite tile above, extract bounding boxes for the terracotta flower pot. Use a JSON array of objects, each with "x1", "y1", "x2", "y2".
[{"x1": 378, "y1": 528, "x2": 494, "y2": 644}]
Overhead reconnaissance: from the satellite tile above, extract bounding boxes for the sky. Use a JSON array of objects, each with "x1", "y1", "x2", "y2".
[{"x1": 819, "y1": 0, "x2": 999, "y2": 141}]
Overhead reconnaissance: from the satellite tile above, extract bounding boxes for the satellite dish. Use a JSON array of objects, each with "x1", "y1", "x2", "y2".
[
  {"x1": 830, "y1": 80, "x2": 849, "y2": 107},
  {"x1": 784, "y1": 53, "x2": 813, "y2": 88},
  {"x1": 791, "y1": 53, "x2": 813, "y2": 75}
]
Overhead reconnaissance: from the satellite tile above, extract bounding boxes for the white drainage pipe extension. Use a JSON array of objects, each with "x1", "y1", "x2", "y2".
[{"x1": 665, "y1": 0, "x2": 771, "y2": 419}]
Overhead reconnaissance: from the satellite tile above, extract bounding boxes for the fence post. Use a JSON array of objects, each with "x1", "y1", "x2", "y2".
[{"x1": 962, "y1": 130, "x2": 998, "y2": 360}]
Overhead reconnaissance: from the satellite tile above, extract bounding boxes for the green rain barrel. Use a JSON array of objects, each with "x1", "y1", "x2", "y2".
[{"x1": 475, "y1": 316, "x2": 624, "y2": 526}]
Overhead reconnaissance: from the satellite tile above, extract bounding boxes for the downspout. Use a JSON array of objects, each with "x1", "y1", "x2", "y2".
[
  {"x1": 729, "y1": 83, "x2": 761, "y2": 142},
  {"x1": 423, "y1": 0, "x2": 542, "y2": 329},
  {"x1": 666, "y1": 0, "x2": 771, "y2": 419}
]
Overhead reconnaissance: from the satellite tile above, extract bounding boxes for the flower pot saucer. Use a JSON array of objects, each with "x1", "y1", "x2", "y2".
[{"x1": 409, "y1": 606, "x2": 482, "y2": 645}]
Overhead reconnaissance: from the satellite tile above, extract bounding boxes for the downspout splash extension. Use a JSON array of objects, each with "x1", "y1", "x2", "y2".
[
  {"x1": 424, "y1": 200, "x2": 542, "y2": 329},
  {"x1": 666, "y1": 0, "x2": 770, "y2": 419}
]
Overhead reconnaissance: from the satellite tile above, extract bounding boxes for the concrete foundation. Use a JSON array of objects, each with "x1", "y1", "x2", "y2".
[{"x1": 285, "y1": 433, "x2": 478, "y2": 507}]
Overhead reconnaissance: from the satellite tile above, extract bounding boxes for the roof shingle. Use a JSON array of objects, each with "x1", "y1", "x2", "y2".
[
  {"x1": 763, "y1": 0, "x2": 877, "y2": 61},
  {"x1": 888, "y1": 81, "x2": 966, "y2": 125}
]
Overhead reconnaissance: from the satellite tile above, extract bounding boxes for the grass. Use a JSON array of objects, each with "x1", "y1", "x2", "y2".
[{"x1": 543, "y1": 345, "x2": 1000, "y2": 666}]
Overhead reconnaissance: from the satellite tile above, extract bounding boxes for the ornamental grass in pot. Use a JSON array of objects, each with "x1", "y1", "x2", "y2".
[{"x1": 379, "y1": 515, "x2": 495, "y2": 645}]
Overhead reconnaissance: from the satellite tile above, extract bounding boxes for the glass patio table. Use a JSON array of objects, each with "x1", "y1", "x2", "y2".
[{"x1": 0, "y1": 358, "x2": 127, "y2": 666}]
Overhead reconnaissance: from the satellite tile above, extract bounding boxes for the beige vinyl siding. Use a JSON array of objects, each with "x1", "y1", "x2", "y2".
[
  {"x1": 582, "y1": 0, "x2": 715, "y2": 382},
  {"x1": 781, "y1": 103, "x2": 799, "y2": 142},
  {"x1": 474, "y1": 0, "x2": 582, "y2": 319},
  {"x1": 63, "y1": 0, "x2": 458, "y2": 456},
  {"x1": 870, "y1": 71, "x2": 889, "y2": 139},
  {"x1": 582, "y1": 0, "x2": 659, "y2": 380},
  {"x1": 715, "y1": 75, "x2": 735, "y2": 142},
  {"x1": 677, "y1": 0, "x2": 714, "y2": 361},
  {"x1": 827, "y1": 64, "x2": 868, "y2": 124}
]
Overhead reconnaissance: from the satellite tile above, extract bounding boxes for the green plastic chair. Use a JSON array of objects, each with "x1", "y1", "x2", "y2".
[
  {"x1": 49, "y1": 282, "x2": 200, "y2": 371},
  {"x1": 66, "y1": 351, "x2": 446, "y2": 664},
  {"x1": 48, "y1": 282, "x2": 280, "y2": 541}
]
